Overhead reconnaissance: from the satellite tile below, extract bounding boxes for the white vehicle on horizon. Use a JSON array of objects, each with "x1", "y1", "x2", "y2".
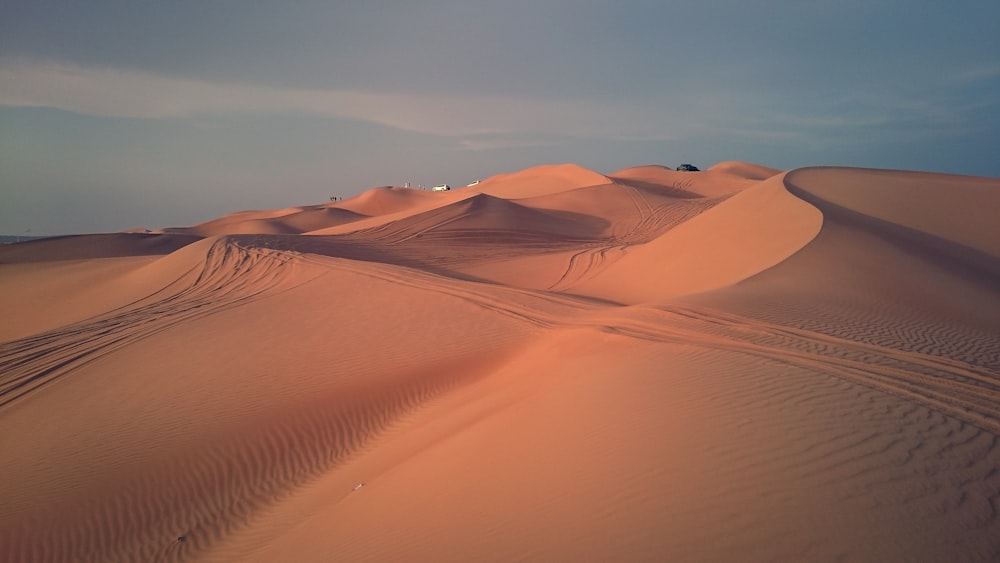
[{"x1": 432, "y1": 184, "x2": 451, "y2": 191}]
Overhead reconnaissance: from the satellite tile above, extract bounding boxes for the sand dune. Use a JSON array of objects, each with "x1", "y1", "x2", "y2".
[
  {"x1": 163, "y1": 205, "x2": 369, "y2": 236},
  {"x1": 2, "y1": 162, "x2": 999, "y2": 562},
  {"x1": 785, "y1": 166, "x2": 1000, "y2": 258},
  {"x1": 0, "y1": 232, "x2": 200, "y2": 262},
  {"x1": 562, "y1": 172, "x2": 822, "y2": 303},
  {"x1": 473, "y1": 162, "x2": 612, "y2": 199},
  {"x1": 610, "y1": 163, "x2": 768, "y2": 198},
  {"x1": 334, "y1": 186, "x2": 437, "y2": 217},
  {"x1": 706, "y1": 160, "x2": 783, "y2": 180}
]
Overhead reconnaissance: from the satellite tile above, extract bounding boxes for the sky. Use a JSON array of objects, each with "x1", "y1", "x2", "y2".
[{"x1": 1, "y1": 1, "x2": 998, "y2": 235}]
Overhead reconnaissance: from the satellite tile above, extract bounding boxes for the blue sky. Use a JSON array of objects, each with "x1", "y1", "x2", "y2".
[{"x1": 2, "y1": 0, "x2": 998, "y2": 235}]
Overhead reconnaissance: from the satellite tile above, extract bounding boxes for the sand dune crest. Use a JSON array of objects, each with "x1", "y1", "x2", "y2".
[
  {"x1": 786, "y1": 166, "x2": 1000, "y2": 258},
  {"x1": 472, "y1": 162, "x2": 611, "y2": 199},
  {"x1": 565, "y1": 173, "x2": 822, "y2": 303}
]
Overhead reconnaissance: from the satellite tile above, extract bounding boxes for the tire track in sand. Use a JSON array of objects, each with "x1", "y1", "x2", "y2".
[
  {"x1": 0, "y1": 239, "x2": 301, "y2": 409},
  {"x1": 548, "y1": 190, "x2": 729, "y2": 291},
  {"x1": 596, "y1": 304, "x2": 1000, "y2": 435},
  {"x1": 288, "y1": 252, "x2": 1000, "y2": 436}
]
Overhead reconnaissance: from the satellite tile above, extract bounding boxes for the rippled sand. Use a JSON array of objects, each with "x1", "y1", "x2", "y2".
[{"x1": 2, "y1": 162, "x2": 998, "y2": 561}]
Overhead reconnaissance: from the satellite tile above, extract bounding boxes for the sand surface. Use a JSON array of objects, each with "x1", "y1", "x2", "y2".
[{"x1": 2, "y1": 162, "x2": 999, "y2": 562}]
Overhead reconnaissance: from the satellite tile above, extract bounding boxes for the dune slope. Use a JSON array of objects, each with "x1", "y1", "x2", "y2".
[{"x1": 2, "y1": 162, "x2": 999, "y2": 562}]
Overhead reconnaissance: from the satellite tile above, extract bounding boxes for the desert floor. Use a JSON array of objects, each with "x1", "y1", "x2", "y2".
[{"x1": 2, "y1": 162, "x2": 999, "y2": 562}]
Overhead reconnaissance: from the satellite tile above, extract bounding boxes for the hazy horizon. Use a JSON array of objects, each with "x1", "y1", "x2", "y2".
[{"x1": 2, "y1": 0, "x2": 998, "y2": 235}]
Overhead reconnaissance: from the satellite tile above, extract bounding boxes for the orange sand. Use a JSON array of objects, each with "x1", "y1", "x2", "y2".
[{"x1": 1, "y1": 163, "x2": 999, "y2": 562}]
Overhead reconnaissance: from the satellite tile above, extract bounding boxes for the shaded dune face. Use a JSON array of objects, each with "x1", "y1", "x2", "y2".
[
  {"x1": 346, "y1": 193, "x2": 612, "y2": 243},
  {"x1": 2, "y1": 162, "x2": 1000, "y2": 562},
  {"x1": 0, "y1": 232, "x2": 201, "y2": 263},
  {"x1": 163, "y1": 206, "x2": 370, "y2": 236}
]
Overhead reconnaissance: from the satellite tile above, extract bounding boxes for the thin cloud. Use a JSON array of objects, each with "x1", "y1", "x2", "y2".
[
  {"x1": 6, "y1": 58, "x2": 984, "y2": 159},
  {"x1": 952, "y1": 62, "x2": 1000, "y2": 83},
  {"x1": 0, "y1": 59, "x2": 699, "y2": 141},
  {"x1": 456, "y1": 136, "x2": 564, "y2": 151}
]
